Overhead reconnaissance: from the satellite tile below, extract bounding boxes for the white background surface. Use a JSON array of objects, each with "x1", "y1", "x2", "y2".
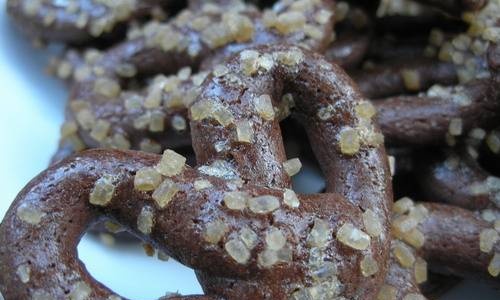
[{"x1": 0, "y1": 1, "x2": 499, "y2": 299}]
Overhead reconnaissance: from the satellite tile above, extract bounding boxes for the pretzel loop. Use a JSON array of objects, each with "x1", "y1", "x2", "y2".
[
  {"x1": 0, "y1": 45, "x2": 393, "y2": 300},
  {"x1": 190, "y1": 44, "x2": 393, "y2": 298}
]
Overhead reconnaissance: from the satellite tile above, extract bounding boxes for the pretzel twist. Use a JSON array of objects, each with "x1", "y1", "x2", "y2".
[{"x1": 1, "y1": 45, "x2": 396, "y2": 299}]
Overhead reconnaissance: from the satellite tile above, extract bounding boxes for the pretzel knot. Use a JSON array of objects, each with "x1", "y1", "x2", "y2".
[{"x1": 0, "y1": 45, "x2": 394, "y2": 299}]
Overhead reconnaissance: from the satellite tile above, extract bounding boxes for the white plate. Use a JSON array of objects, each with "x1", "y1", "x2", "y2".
[{"x1": 0, "y1": 2, "x2": 499, "y2": 299}]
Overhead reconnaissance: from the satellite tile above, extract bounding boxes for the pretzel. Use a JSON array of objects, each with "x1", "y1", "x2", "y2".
[
  {"x1": 335, "y1": 2, "x2": 500, "y2": 284},
  {"x1": 352, "y1": 5, "x2": 500, "y2": 281},
  {"x1": 0, "y1": 45, "x2": 398, "y2": 299},
  {"x1": 386, "y1": 131, "x2": 500, "y2": 288},
  {"x1": 392, "y1": 199, "x2": 500, "y2": 285},
  {"x1": 3, "y1": 1, "x2": 500, "y2": 298},
  {"x1": 324, "y1": 2, "x2": 372, "y2": 70},
  {"x1": 51, "y1": 0, "x2": 335, "y2": 162},
  {"x1": 355, "y1": 58, "x2": 457, "y2": 100},
  {"x1": 380, "y1": 147, "x2": 500, "y2": 292},
  {"x1": 6, "y1": 0, "x2": 171, "y2": 44},
  {"x1": 417, "y1": 0, "x2": 487, "y2": 14},
  {"x1": 356, "y1": 0, "x2": 500, "y2": 146},
  {"x1": 324, "y1": 2, "x2": 450, "y2": 69},
  {"x1": 53, "y1": 0, "x2": 500, "y2": 162},
  {"x1": 385, "y1": 134, "x2": 500, "y2": 284},
  {"x1": 414, "y1": 146, "x2": 495, "y2": 210},
  {"x1": 412, "y1": 127, "x2": 500, "y2": 210}
]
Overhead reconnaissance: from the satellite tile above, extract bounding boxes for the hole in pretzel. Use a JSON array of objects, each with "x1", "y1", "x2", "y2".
[
  {"x1": 281, "y1": 118, "x2": 326, "y2": 194},
  {"x1": 77, "y1": 229, "x2": 201, "y2": 299}
]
